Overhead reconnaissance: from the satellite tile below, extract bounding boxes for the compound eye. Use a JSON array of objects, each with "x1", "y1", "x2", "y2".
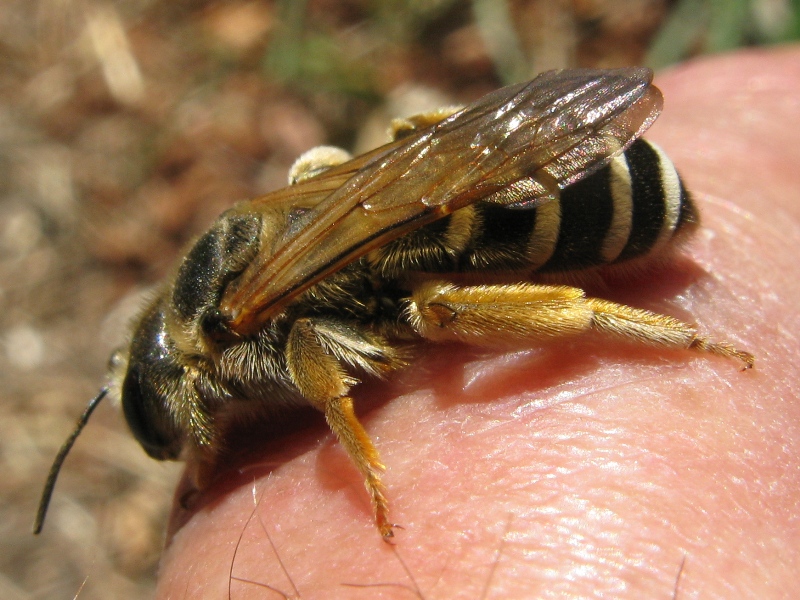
[{"x1": 121, "y1": 366, "x2": 179, "y2": 460}]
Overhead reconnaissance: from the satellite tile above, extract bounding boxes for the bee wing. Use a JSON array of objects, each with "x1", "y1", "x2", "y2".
[
  {"x1": 221, "y1": 68, "x2": 662, "y2": 331},
  {"x1": 231, "y1": 142, "x2": 398, "y2": 212}
]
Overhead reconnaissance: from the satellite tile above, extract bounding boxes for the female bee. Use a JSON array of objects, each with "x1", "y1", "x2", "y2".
[{"x1": 35, "y1": 68, "x2": 752, "y2": 539}]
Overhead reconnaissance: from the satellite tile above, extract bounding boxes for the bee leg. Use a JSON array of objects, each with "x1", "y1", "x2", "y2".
[
  {"x1": 286, "y1": 318, "x2": 395, "y2": 538},
  {"x1": 585, "y1": 297, "x2": 754, "y2": 369},
  {"x1": 389, "y1": 105, "x2": 463, "y2": 140},
  {"x1": 178, "y1": 448, "x2": 217, "y2": 510},
  {"x1": 176, "y1": 390, "x2": 234, "y2": 511},
  {"x1": 287, "y1": 146, "x2": 353, "y2": 185},
  {"x1": 323, "y1": 396, "x2": 394, "y2": 538},
  {"x1": 406, "y1": 281, "x2": 754, "y2": 369}
]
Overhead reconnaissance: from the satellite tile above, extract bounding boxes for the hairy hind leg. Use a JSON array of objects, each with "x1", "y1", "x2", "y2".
[{"x1": 405, "y1": 280, "x2": 754, "y2": 369}]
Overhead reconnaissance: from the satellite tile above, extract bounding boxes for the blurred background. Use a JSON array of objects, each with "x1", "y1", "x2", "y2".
[{"x1": 1, "y1": 0, "x2": 797, "y2": 598}]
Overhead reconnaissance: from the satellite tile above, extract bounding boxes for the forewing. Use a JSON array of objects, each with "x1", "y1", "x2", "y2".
[{"x1": 221, "y1": 68, "x2": 662, "y2": 331}]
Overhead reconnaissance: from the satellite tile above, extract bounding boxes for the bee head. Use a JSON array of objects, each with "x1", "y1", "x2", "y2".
[
  {"x1": 116, "y1": 301, "x2": 187, "y2": 462},
  {"x1": 35, "y1": 296, "x2": 191, "y2": 535},
  {"x1": 119, "y1": 363, "x2": 184, "y2": 462}
]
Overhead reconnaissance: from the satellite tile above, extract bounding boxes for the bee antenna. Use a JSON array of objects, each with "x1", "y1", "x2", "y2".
[{"x1": 33, "y1": 387, "x2": 109, "y2": 534}]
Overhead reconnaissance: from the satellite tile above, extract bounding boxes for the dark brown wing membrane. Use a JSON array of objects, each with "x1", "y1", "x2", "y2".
[{"x1": 221, "y1": 68, "x2": 662, "y2": 332}]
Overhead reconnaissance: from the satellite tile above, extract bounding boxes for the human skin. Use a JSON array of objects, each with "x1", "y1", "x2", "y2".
[{"x1": 157, "y1": 46, "x2": 800, "y2": 599}]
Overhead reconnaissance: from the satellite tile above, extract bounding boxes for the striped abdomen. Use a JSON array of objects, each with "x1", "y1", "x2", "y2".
[{"x1": 370, "y1": 139, "x2": 698, "y2": 277}]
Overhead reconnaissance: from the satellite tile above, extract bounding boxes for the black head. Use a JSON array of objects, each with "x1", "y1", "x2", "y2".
[
  {"x1": 34, "y1": 299, "x2": 187, "y2": 535},
  {"x1": 119, "y1": 302, "x2": 186, "y2": 461}
]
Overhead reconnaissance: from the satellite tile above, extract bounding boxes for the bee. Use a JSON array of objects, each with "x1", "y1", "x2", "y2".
[{"x1": 34, "y1": 68, "x2": 753, "y2": 539}]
